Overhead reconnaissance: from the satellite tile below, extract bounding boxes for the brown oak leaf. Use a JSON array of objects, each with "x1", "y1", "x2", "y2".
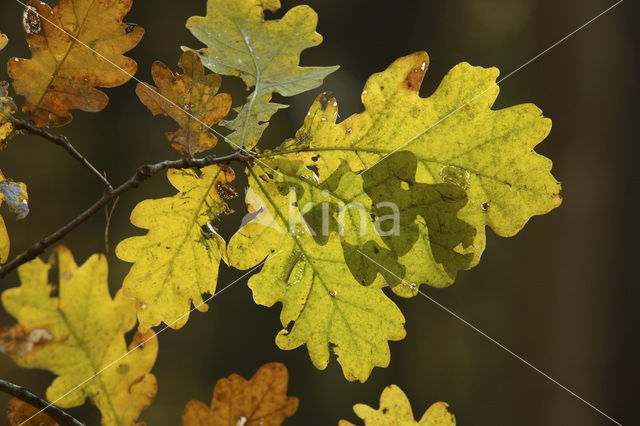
[
  {"x1": 7, "y1": 398, "x2": 58, "y2": 426},
  {"x1": 136, "y1": 51, "x2": 231, "y2": 156},
  {"x1": 182, "y1": 363, "x2": 298, "y2": 426},
  {"x1": 8, "y1": 0, "x2": 144, "y2": 127}
]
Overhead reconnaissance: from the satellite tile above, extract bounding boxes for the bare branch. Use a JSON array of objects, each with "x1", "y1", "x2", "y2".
[
  {"x1": 0, "y1": 151, "x2": 248, "y2": 279},
  {"x1": 8, "y1": 117, "x2": 113, "y2": 192},
  {"x1": 0, "y1": 378, "x2": 84, "y2": 426}
]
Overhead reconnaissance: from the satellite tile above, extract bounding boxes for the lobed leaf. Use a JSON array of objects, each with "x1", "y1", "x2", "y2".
[
  {"x1": 8, "y1": 0, "x2": 144, "y2": 126},
  {"x1": 339, "y1": 384, "x2": 455, "y2": 426},
  {"x1": 228, "y1": 161, "x2": 406, "y2": 382},
  {"x1": 0, "y1": 246, "x2": 157, "y2": 426},
  {"x1": 116, "y1": 165, "x2": 236, "y2": 332},
  {"x1": 182, "y1": 362, "x2": 298, "y2": 426},
  {"x1": 7, "y1": 398, "x2": 58, "y2": 426},
  {"x1": 185, "y1": 0, "x2": 338, "y2": 149},
  {"x1": 274, "y1": 51, "x2": 561, "y2": 267},
  {"x1": 260, "y1": 152, "x2": 476, "y2": 296},
  {"x1": 136, "y1": 51, "x2": 232, "y2": 156}
]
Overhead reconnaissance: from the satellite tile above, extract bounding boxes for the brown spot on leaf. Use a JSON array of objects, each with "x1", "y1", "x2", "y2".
[
  {"x1": 216, "y1": 182, "x2": 237, "y2": 200},
  {"x1": 0, "y1": 324, "x2": 53, "y2": 358},
  {"x1": 22, "y1": 5, "x2": 42, "y2": 36},
  {"x1": 403, "y1": 52, "x2": 429, "y2": 92}
]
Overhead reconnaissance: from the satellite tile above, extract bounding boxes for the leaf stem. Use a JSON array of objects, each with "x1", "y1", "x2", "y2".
[
  {"x1": 0, "y1": 378, "x2": 84, "y2": 426},
  {"x1": 0, "y1": 151, "x2": 249, "y2": 279},
  {"x1": 8, "y1": 117, "x2": 113, "y2": 192}
]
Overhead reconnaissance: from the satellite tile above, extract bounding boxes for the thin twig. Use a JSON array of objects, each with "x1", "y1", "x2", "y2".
[
  {"x1": 0, "y1": 378, "x2": 84, "y2": 426},
  {"x1": 9, "y1": 117, "x2": 113, "y2": 192},
  {"x1": 104, "y1": 196, "x2": 119, "y2": 254},
  {"x1": 0, "y1": 151, "x2": 249, "y2": 279}
]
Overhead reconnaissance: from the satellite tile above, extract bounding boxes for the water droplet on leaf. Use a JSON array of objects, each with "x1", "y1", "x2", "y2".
[{"x1": 440, "y1": 165, "x2": 471, "y2": 190}]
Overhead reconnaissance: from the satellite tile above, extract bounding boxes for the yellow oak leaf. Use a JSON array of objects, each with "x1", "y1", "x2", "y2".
[
  {"x1": 228, "y1": 162, "x2": 406, "y2": 382},
  {"x1": 8, "y1": 0, "x2": 144, "y2": 126},
  {"x1": 136, "y1": 51, "x2": 232, "y2": 156},
  {"x1": 116, "y1": 165, "x2": 236, "y2": 331},
  {"x1": 271, "y1": 51, "x2": 561, "y2": 270},
  {"x1": 182, "y1": 363, "x2": 298, "y2": 426},
  {"x1": 0, "y1": 31, "x2": 7, "y2": 50},
  {"x1": 339, "y1": 385, "x2": 455, "y2": 426},
  {"x1": 0, "y1": 246, "x2": 157, "y2": 426}
]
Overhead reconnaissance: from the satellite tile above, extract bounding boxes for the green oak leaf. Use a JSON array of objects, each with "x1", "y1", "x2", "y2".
[
  {"x1": 227, "y1": 162, "x2": 406, "y2": 382},
  {"x1": 185, "y1": 0, "x2": 338, "y2": 149},
  {"x1": 269, "y1": 51, "x2": 562, "y2": 266}
]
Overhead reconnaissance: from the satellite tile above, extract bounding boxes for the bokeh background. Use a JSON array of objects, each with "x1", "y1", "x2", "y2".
[{"x1": 0, "y1": 0, "x2": 638, "y2": 424}]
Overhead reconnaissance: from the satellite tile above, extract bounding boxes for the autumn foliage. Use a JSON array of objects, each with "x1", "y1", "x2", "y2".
[{"x1": 0, "y1": 0, "x2": 562, "y2": 424}]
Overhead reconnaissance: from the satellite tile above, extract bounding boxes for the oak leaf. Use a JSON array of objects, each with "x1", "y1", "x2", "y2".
[
  {"x1": 258, "y1": 152, "x2": 475, "y2": 297},
  {"x1": 227, "y1": 162, "x2": 406, "y2": 382},
  {"x1": 339, "y1": 385, "x2": 455, "y2": 426},
  {"x1": 185, "y1": 0, "x2": 338, "y2": 148},
  {"x1": 116, "y1": 165, "x2": 236, "y2": 331},
  {"x1": 136, "y1": 51, "x2": 232, "y2": 156},
  {"x1": 0, "y1": 170, "x2": 29, "y2": 264},
  {"x1": 0, "y1": 31, "x2": 7, "y2": 50},
  {"x1": 8, "y1": 0, "x2": 144, "y2": 126},
  {"x1": 274, "y1": 51, "x2": 561, "y2": 269},
  {"x1": 182, "y1": 363, "x2": 298, "y2": 426},
  {"x1": 0, "y1": 246, "x2": 157, "y2": 426},
  {"x1": 7, "y1": 398, "x2": 58, "y2": 426}
]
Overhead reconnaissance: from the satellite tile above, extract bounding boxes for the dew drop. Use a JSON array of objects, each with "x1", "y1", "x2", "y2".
[
  {"x1": 329, "y1": 290, "x2": 337, "y2": 297},
  {"x1": 288, "y1": 259, "x2": 306, "y2": 287},
  {"x1": 63, "y1": 271, "x2": 72, "y2": 280},
  {"x1": 140, "y1": 303, "x2": 148, "y2": 310},
  {"x1": 439, "y1": 165, "x2": 471, "y2": 190}
]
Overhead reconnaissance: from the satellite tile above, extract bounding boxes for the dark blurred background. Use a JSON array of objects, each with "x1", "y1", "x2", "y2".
[{"x1": 0, "y1": 0, "x2": 638, "y2": 424}]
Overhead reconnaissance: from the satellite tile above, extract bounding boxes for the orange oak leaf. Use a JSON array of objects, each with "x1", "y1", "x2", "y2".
[
  {"x1": 8, "y1": 0, "x2": 144, "y2": 127},
  {"x1": 7, "y1": 398, "x2": 58, "y2": 426},
  {"x1": 136, "y1": 51, "x2": 231, "y2": 156},
  {"x1": 182, "y1": 363, "x2": 298, "y2": 426}
]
